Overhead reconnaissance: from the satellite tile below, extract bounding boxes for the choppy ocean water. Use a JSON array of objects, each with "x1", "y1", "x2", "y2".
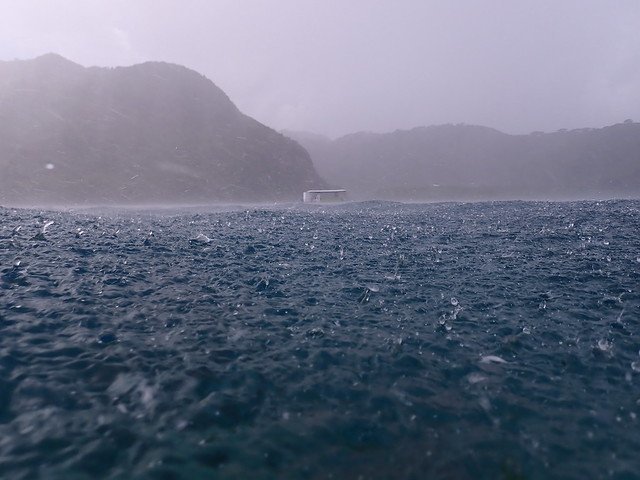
[{"x1": 0, "y1": 200, "x2": 639, "y2": 480}]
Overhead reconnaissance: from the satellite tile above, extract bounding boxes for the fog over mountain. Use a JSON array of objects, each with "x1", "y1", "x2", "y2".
[
  {"x1": 2, "y1": 1, "x2": 639, "y2": 138},
  {"x1": 286, "y1": 122, "x2": 640, "y2": 201},
  {"x1": 0, "y1": 54, "x2": 324, "y2": 206},
  {"x1": 1, "y1": 53, "x2": 639, "y2": 206}
]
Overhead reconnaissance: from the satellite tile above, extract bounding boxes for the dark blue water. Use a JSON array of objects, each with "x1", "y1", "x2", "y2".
[{"x1": 1, "y1": 200, "x2": 639, "y2": 479}]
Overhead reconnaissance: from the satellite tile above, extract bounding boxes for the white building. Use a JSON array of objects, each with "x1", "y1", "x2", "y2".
[{"x1": 303, "y1": 189, "x2": 347, "y2": 203}]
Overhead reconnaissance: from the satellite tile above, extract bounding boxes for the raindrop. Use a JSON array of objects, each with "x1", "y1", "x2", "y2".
[
  {"x1": 479, "y1": 397, "x2": 491, "y2": 411},
  {"x1": 98, "y1": 332, "x2": 117, "y2": 344},
  {"x1": 479, "y1": 355, "x2": 508, "y2": 364},
  {"x1": 189, "y1": 233, "x2": 211, "y2": 244},
  {"x1": 597, "y1": 339, "x2": 612, "y2": 352},
  {"x1": 467, "y1": 372, "x2": 487, "y2": 384},
  {"x1": 306, "y1": 327, "x2": 325, "y2": 338}
]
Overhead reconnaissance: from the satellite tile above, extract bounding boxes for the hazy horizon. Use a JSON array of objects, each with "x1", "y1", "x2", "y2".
[{"x1": 2, "y1": 0, "x2": 639, "y2": 138}]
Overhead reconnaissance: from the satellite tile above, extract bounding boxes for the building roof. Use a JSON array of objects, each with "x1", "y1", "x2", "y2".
[{"x1": 304, "y1": 189, "x2": 347, "y2": 194}]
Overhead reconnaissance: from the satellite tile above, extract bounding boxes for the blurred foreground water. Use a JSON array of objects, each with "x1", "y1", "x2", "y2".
[{"x1": 1, "y1": 200, "x2": 639, "y2": 479}]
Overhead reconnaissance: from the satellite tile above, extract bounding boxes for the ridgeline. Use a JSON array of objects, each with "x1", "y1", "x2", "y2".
[
  {"x1": 0, "y1": 54, "x2": 324, "y2": 206},
  {"x1": 286, "y1": 122, "x2": 640, "y2": 201}
]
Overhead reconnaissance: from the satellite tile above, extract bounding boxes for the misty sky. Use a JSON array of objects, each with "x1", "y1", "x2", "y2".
[{"x1": 1, "y1": 0, "x2": 639, "y2": 138}]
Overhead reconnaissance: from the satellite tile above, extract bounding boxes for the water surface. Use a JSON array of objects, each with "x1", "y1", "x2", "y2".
[{"x1": 1, "y1": 200, "x2": 639, "y2": 479}]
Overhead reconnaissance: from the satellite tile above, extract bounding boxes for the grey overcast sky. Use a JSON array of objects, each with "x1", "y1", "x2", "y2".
[{"x1": 1, "y1": 0, "x2": 639, "y2": 138}]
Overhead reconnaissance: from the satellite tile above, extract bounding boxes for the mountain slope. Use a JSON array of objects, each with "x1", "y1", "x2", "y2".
[
  {"x1": 0, "y1": 54, "x2": 324, "y2": 205},
  {"x1": 286, "y1": 123, "x2": 640, "y2": 200}
]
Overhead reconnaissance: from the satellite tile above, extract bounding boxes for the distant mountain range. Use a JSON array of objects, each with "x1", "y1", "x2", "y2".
[
  {"x1": 2, "y1": 54, "x2": 638, "y2": 206},
  {"x1": 285, "y1": 122, "x2": 640, "y2": 201},
  {"x1": 0, "y1": 54, "x2": 324, "y2": 205}
]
